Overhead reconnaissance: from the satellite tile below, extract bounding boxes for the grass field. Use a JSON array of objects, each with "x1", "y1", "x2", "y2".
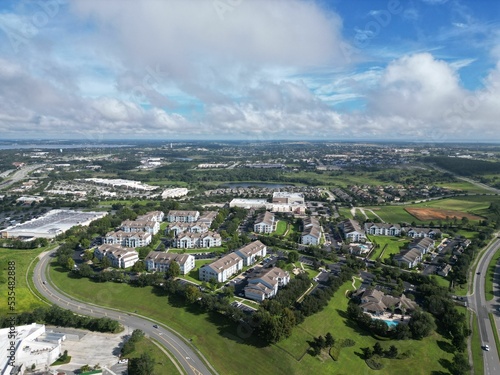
[
  {"x1": 275, "y1": 221, "x2": 287, "y2": 236},
  {"x1": 367, "y1": 206, "x2": 426, "y2": 224},
  {"x1": 469, "y1": 309, "x2": 484, "y2": 375},
  {"x1": 125, "y1": 337, "x2": 182, "y2": 375},
  {"x1": 485, "y1": 247, "x2": 500, "y2": 301},
  {"x1": 435, "y1": 181, "x2": 493, "y2": 194},
  {"x1": 368, "y1": 236, "x2": 410, "y2": 260},
  {"x1": 49, "y1": 264, "x2": 454, "y2": 375},
  {"x1": 0, "y1": 247, "x2": 52, "y2": 315}
]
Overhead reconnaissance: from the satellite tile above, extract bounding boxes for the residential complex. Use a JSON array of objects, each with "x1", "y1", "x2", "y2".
[
  {"x1": 301, "y1": 216, "x2": 322, "y2": 245},
  {"x1": 235, "y1": 240, "x2": 267, "y2": 266},
  {"x1": 340, "y1": 219, "x2": 367, "y2": 242},
  {"x1": 166, "y1": 210, "x2": 200, "y2": 223},
  {"x1": 144, "y1": 251, "x2": 195, "y2": 275},
  {"x1": 199, "y1": 252, "x2": 243, "y2": 283},
  {"x1": 174, "y1": 231, "x2": 222, "y2": 248},
  {"x1": 244, "y1": 267, "x2": 290, "y2": 301},
  {"x1": 94, "y1": 244, "x2": 139, "y2": 268},
  {"x1": 253, "y1": 211, "x2": 277, "y2": 233}
]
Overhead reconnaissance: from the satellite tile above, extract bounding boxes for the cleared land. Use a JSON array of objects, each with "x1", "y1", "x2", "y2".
[
  {"x1": 49, "y1": 264, "x2": 454, "y2": 375},
  {"x1": 405, "y1": 207, "x2": 483, "y2": 221}
]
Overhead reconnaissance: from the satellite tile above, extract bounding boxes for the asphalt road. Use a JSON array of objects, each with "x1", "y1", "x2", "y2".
[
  {"x1": 469, "y1": 237, "x2": 500, "y2": 375},
  {"x1": 33, "y1": 250, "x2": 215, "y2": 375}
]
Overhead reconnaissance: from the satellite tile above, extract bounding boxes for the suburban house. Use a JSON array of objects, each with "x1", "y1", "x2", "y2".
[
  {"x1": 167, "y1": 222, "x2": 209, "y2": 236},
  {"x1": 355, "y1": 288, "x2": 417, "y2": 316},
  {"x1": 199, "y1": 253, "x2": 243, "y2": 283},
  {"x1": 253, "y1": 211, "x2": 277, "y2": 233},
  {"x1": 403, "y1": 227, "x2": 442, "y2": 239},
  {"x1": 144, "y1": 251, "x2": 195, "y2": 275},
  {"x1": 166, "y1": 210, "x2": 200, "y2": 223},
  {"x1": 340, "y1": 219, "x2": 367, "y2": 242},
  {"x1": 94, "y1": 244, "x2": 139, "y2": 268},
  {"x1": 437, "y1": 263, "x2": 452, "y2": 277},
  {"x1": 235, "y1": 240, "x2": 267, "y2": 266},
  {"x1": 174, "y1": 231, "x2": 221, "y2": 248},
  {"x1": 103, "y1": 230, "x2": 152, "y2": 248},
  {"x1": 244, "y1": 267, "x2": 290, "y2": 302},
  {"x1": 121, "y1": 219, "x2": 160, "y2": 235},
  {"x1": 364, "y1": 222, "x2": 401, "y2": 236},
  {"x1": 301, "y1": 216, "x2": 322, "y2": 245}
]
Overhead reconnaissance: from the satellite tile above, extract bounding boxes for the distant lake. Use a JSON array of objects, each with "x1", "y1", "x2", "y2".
[
  {"x1": 221, "y1": 182, "x2": 294, "y2": 189},
  {"x1": 0, "y1": 143, "x2": 132, "y2": 150}
]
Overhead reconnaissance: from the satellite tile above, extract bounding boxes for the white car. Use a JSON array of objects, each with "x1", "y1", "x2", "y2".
[{"x1": 484, "y1": 344, "x2": 490, "y2": 351}]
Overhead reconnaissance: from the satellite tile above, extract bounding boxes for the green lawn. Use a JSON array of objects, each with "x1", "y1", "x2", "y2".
[
  {"x1": 368, "y1": 236, "x2": 410, "y2": 260},
  {"x1": 367, "y1": 206, "x2": 425, "y2": 224},
  {"x1": 435, "y1": 181, "x2": 493, "y2": 194},
  {"x1": 486, "y1": 247, "x2": 500, "y2": 301},
  {"x1": 0, "y1": 247, "x2": 52, "y2": 315},
  {"x1": 277, "y1": 281, "x2": 454, "y2": 374},
  {"x1": 275, "y1": 220, "x2": 287, "y2": 236},
  {"x1": 125, "y1": 337, "x2": 182, "y2": 375},
  {"x1": 49, "y1": 264, "x2": 454, "y2": 375},
  {"x1": 469, "y1": 309, "x2": 484, "y2": 375}
]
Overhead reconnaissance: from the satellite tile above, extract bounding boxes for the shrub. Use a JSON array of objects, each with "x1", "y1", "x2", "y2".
[{"x1": 366, "y1": 356, "x2": 384, "y2": 370}]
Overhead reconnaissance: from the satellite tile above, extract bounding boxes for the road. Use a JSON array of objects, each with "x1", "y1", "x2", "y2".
[
  {"x1": 0, "y1": 164, "x2": 44, "y2": 190},
  {"x1": 469, "y1": 237, "x2": 500, "y2": 375},
  {"x1": 33, "y1": 250, "x2": 215, "y2": 375},
  {"x1": 431, "y1": 165, "x2": 500, "y2": 194}
]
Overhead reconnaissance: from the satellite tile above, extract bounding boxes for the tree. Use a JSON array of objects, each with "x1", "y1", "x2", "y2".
[
  {"x1": 128, "y1": 352, "x2": 155, "y2": 375},
  {"x1": 409, "y1": 310, "x2": 436, "y2": 339},
  {"x1": 386, "y1": 345, "x2": 398, "y2": 358},
  {"x1": 325, "y1": 332, "x2": 334, "y2": 347},
  {"x1": 288, "y1": 251, "x2": 299, "y2": 263},
  {"x1": 449, "y1": 353, "x2": 470, "y2": 375},
  {"x1": 66, "y1": 257, "x2": 75, "y2": 271},
  {"x1": 184, "y1": 285, "x2": 202, "y2": 303},
  {"x1": 131, "y1": 261, "x2": 145, "y2": 273},
  {"x1": 166, "y1": 261, "x2": 181, "y2": 278},
  {"x1": 373, "y1": 342, "x2": 383, "y2": 356},
  {"x1": 101, "y1": 256, "x2": 111, "y2": 269}
]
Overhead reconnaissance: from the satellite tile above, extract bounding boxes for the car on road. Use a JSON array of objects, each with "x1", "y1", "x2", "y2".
[
  {"x1": 483, "y1": 344, "x2": 490, "y2": 351},
  {"x1": 42, "y1": 281, "x2": 46, "y2": 284},
  {"x1": 153, "y1": 324, "x2": 158, "y2": 328},
  {"x1": 477, "y1": 272, "x2": 481, "y2": 275}
]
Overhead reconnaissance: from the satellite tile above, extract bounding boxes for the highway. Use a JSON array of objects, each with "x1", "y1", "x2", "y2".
[
  {"x1": 469, "y1": 237, "x2": 500, "y2": 375},
  {"x1": 33, "y1": 250, "x2": 216, "y2": 375}
]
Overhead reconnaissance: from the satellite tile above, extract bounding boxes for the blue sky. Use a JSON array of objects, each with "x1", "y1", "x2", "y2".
[{"x1": 0, "y1": 0, "x2": 499, "y2": 141}]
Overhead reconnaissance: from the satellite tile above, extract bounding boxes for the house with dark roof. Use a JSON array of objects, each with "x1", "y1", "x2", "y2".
[{"x1": 356, "y1": 288, "x2": 418, "y2": 316}]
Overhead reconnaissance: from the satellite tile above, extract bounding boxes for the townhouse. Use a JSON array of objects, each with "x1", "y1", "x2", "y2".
[
  {"x1": 403, "y1": 227, "x2": 442, "y2": 239},
  {"x1": 103, "y1": 230, "x2": 152, "y2": 248},
  {"x1": 394, "y1": 237, "x2": 435, "y2": 268},
  {"x1": 340, "y1": 219, "x2": 367, "y2": 242},
  {"x1": 244, "y1": 267, "x2": 290, "y2": 302},
  {"x1": 94, "y1": 244, "x2": 139, "y2": 269},
  {"x1": 167, "y1": 222, "x2": 209, "y2": 236},
  {"x1": 174, "y1": 231, "x2": 221, "y2": 249},
  {"x1": 199, "y1": 253, "x2": 243, "y2": 283},
  {"x1": 253, "y1": 211, "x2": 277, "y2": 233},
  {"x1": 364, "y1": 222, "x2": 401, "y2": 236},
  {"x1": 235, "y1": 240, "x2": 267, "y2": 266},
  {"x1": 144, "y1": 251, "x2": 195, "y2": 275},
  {"x1": 166, "y1": 210, "x2": 200, "y2": 223}
]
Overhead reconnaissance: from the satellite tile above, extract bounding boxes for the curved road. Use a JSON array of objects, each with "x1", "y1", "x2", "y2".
[
  {"x1": 469, "y1": 237, "x2": 500, "y2": 375},
  {"x1": 33, "y1": 250, "x2": 215, "y2": 375}
]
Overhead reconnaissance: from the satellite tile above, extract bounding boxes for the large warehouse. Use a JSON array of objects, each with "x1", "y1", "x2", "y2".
[{"x1": 0, "y1": 209, "x2": 107, "y2": 239}]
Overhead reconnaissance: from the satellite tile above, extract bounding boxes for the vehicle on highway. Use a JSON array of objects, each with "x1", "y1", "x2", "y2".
[
  {"x1": 42, "y1": 281, "x2": 46, "y2": 284},
  {"x1": 483, "y1": 344, "x2": 490, "y2": 351},
  {"x1": 153, "y1": 324, "x2": 158, "y2": 328}
]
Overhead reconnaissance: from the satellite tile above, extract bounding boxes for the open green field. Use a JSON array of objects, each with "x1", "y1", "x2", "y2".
[
  {"x1": 468, "y1": 309, "x2": 484, "y2": 375},
  {"x1": 368, "y1": 236, "x2": 410, "y2": 260},
  {"x1": 49, "y1": 264, "x2": 454, "y2": 375},
  {"x1": 275, "y1": 220, "x2": 287, "y2": 236},
  {"x1": 125, "y1": 337, "x2": 182, "y2": 375},
  {"x1": 0, "y1": 247, "x2": 51, "y2": 315},
  {"x1": 436, "y1": 181, "x2": 493, "y2": 194},
  {"x1": 367, "y1": 206, "x2": 426, "y2": 224}
]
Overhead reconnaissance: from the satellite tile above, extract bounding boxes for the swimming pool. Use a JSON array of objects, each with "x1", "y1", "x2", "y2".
[{"x1": 383, "y1": 319, "x2": 399, "y2": 328}]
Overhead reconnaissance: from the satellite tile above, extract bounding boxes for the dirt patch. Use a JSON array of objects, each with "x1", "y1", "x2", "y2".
[{"x1": 405, "y1": 207, "x2": 483, "y2": 221}]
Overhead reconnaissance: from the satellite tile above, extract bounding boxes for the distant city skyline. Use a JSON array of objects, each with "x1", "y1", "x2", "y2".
[{"x1": 0, "y1": 0, "x2": 499, "y2": 141}]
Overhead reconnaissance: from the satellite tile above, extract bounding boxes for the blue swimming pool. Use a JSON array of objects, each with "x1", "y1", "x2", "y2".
[{"x1": 383, "y1": 319, "x2": 399, "y2": 328}]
